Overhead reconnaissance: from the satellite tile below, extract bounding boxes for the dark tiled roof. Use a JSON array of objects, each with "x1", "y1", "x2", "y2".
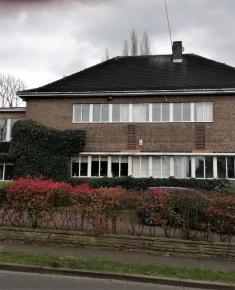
[{"x1": 21, "y1": 54, "x2": 235, "y2": 94}]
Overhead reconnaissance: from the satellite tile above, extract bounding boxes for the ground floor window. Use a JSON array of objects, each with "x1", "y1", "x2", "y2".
[
  {"x1": 0, "y1": 163, "x2": 14, "y2": 180},
  {"x1": 71, "y1": 155, "x2": 235, "y2": 179}
]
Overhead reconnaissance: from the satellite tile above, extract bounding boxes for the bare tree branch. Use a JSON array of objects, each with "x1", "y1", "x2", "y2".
[
  {"x1": 0, "y1": 74, "x2": 26, "y2": 108},
  {"x1": 122, "y1": 38, "x2": 129, "y2": 56},
  {"x1": 140, "y1": 31, "x2": 151, "y2": 55},
  {"x1": 130, "y1": 29, "x2": 138, "y2": 56}
]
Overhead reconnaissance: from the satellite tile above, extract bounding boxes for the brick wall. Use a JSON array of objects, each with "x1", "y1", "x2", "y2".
[{"x1": 25, "y1": 95, "x2": 235, "y2": 153}]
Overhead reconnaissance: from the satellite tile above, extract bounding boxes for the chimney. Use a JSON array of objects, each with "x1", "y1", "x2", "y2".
[{"x1": 172, "y1": 41, "x2": 183, "y2": 62}]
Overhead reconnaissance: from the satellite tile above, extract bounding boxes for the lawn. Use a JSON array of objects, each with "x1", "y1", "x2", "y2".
[{"x1": 0, "y1": 251, "x2": 234, "y2": 284}]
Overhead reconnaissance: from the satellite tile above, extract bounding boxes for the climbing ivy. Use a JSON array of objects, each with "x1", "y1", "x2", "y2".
[{"x1": 9, "y1": 119, "x2": 85, "y2": 180}]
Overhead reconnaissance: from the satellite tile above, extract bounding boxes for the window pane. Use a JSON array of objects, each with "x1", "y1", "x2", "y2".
[
  {"x1": 120, "y1": 104, "x2": 129, "y2": 122},
  {"x1": 217, "y1": 157, "x2": 226, "y2": 178},
  {"x1": 100, "y1": 157, "x2": 108, "y2": 176},
  {"x1": 80, "y1": 157, "x2": 88, "y2": 176},
  {"x1": 227, "y1": 157, "x2": 235, "y2": 178},
  {"x1": 101, "y1": 104, "x2": 109, "y2": 122},
  {"x1": 152, "y1": 103, "x2": 161, "y2": 122},
  {"x1": 204, "y1": 102, "x2": 213, "y2": 122},
  {"x1": 174, "y1": 157, "x2": 182, "y2": 178},
  {"x1": 205, "y1": 157, "x2": 213, "y2": 178},
  {"x1": 72, "y1": 162, "x2": 79, "y2": 177},
  {"x1": 9, "y1": 119, "x2": 19, "y2": 139},
  {"x1": 91, "y1": 156, "x2": 99, "y2": 176},
  {"x1": 162, "y1": 104, "x2": 170, "y2": 121},
  {"x1": 4, "y1": 165, "x2": 14, "y2": 180},
  {"x1": 120, "y1": 157, "x2": 128, "y2": 176},
  {"x1": 112, "y1": 104, "x2": 120, "y2": 122},
  {"x1": 0, "y1": 165, "x2": 4, "y2": 180},
  {"x1": 173, "y1": 103, "x2": 182, "y2": 121},
  {"x1": 111, "y1": 156, "x2": 119, "y2": 177},
  {"x1": 162, "y1": 156, "x2": 170, "y2": 178},
  {"x1": 73, "y1": 105, "x2": 81, "y2": 123},
  {"x1": 194, "y1": 103, "x2": 203, "y2": 121},
  {"x1": 93, "y1": 104, "x2": 101, "y2": 122},
  {"x1": 183, "y1": 103, "x2": 191, "y2": 121},
  {"x1": 152, "y1": 157, "x2": 161, "y2": 177},
  {"x1": 141, "y1": 157, "x2": 148, "y2": 177},
  {"x1": 195, "y1": 157, "x2": 204, "y2": 178},
  {"x1": 182, "y1": 157, "x2": 191, "y2": 178},
  {"x1": 132, "y1": 156, "x2": 140, "y2": 177},
  {"x1": 82, "y1": 105, "x2": 90, "y2": 122},
  {"x1": 133, "y1": 104, "x2": 149, "y2": 122}
]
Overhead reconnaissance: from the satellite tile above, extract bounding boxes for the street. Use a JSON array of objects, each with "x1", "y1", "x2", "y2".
[{"x1": 0, "y1": 270, "x2": 206, "y2": 290}]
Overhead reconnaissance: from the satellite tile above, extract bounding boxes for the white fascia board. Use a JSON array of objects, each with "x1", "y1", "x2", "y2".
[
  {"x1": 18, "y1": 88, "x2": 235, "y2": 98},
  {"x1": 77, "y1": 152, "x2": 235, "y2": 156}
]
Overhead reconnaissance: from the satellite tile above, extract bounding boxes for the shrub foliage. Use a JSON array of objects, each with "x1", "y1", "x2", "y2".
[
  {"x1": 1, "y1": 178, "x2": 234, "y2": 242},
  {"x1": 9, "y1": 120, "x2": 85, "y2": 180}
]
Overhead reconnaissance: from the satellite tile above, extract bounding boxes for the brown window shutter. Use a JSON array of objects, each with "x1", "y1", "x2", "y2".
[
  {"x1": 127, "y1": 125, "x2": 136, "y2": 149},
  {"x1": 195, "y1": 124, "x2": 205, "y2": 149}
]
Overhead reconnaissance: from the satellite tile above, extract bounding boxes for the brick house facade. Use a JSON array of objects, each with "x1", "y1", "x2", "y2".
[{"x1": 2, "y1": 41, "x2": 235, "y2": 180}]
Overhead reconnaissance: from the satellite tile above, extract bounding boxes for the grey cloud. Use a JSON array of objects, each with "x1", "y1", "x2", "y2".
[{"x1": 0, "y1": 0, "x2": 235, "y2": 89}]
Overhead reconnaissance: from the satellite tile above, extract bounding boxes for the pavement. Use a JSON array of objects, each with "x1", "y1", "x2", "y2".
[
  {"x1": 0, "y1": 270, "x2": 208, "y2": 290},
  {"x1": 0, "y1": 241, "x2": 234, "y2": 271}
]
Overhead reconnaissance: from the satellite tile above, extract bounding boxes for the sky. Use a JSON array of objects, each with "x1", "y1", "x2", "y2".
[{"x1": 0, "y1": 0, "x2": 235, "y2": 89}]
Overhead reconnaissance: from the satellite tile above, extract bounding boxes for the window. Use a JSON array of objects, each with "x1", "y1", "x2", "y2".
[
  {"x1": 100, "y1": 156, "x2": 108, "y2": 176},
  {"x1": 152, "y1": 104, "x2": 161, "y2": 122},
  {"x1": 112, "y1": 104, "x2": 129, "y2": 122},
  {"x1": 194, "y1": 102, "x2": 213, "y2": 122},
  {"x1": 217, "y1": 157, "x2": 226, "y2": 178},
  {"x1": 111, "y1": 156, "x2": 128, "y2": 177},
  {"x1": 227, "y1": 157, "x2": 235, "y2": 178},
  {"x1": 205, "y1": 157, "x2": 213, "y2": 178},
  {"x1": 174, "y1": 157, "x2": 191, "y2": 178},
  {"x1": 195, "y1": 157, "x2": 204, "y2": 178},
  {"x1": 91, "y1": 156, "x2": 99, "y2": 176},
  {"x1": 73, "y1": 102, "x2": 213, "y2": 123},
  {"x1": 0, "y1": 163, "x2": 14, "y2": 180},
  {"x1": 72, "y1": 157, "x2": 88, "y2": 177},
  {"x1": 120, "y1": 104, "x2": 129, "y2": 122},
  {"x1": 162, "y1": 104, "x2": 170, "y2": 121},
  {"x1": 141, "y1": 157, "x2": 148, "y2": 177},
  {"x1": 152, "y1": 156, "x2": 170, "y2": 178},
  {"x1": 0, "y1": 119, "x2": 7, "y2": 142},
  {"x1": 73, "y1": 104, "x2": 90, "y2": 123},
  {"x1": 132, "y1": 156, "x2": 140, "y2": 177},
  {"x1": 132, "y1": 104, "x2": 149, "y2": 122}
]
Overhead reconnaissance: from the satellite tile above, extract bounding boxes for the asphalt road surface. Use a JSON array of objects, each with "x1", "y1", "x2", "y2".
[{"x1": 0, "y1": 270, "x2": 208, "y2": 290}]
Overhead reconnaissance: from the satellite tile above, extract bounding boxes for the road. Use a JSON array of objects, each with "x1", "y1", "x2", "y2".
[{"x1": 0, "y1": 270, "x2": 207, "y2": 290}]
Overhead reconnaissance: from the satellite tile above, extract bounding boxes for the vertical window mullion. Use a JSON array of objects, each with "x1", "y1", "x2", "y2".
[
  {"x1": 2, "y1": 163, "x2": 5, "y2": 180},
  {"x1": 129, "y1": 104, "x2": 132, "y2": 122},
  {"x1": 109, "y1": 104, "x2": 112, "y2": 122},
  {"x1": 203, "y1": 157, "x2": 206, "y2": 179},
  {"x1": 89, "y1": 104, "x2": 93, "y2": 122},
  {"x1": 78, "y1": 156, "x2": 81, "y2": 177},
  {"x1": 119, "y1": 156, "x2": 121, "y2": 177},
  {"x1": 169, "y1": 103, "x2": 173, "y2": 122},
  {"x1": 149, "y1": 103, "x2": 152, "y2": 122},
  {"x1": 226, "y1": 157, "x2": 228, "y2": 179},
  {"x1": 191, "y1": 103, "x2": 194, "y2": 122}
]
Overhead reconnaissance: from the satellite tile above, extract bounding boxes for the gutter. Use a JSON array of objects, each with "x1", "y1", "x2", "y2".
[{"x1": 17, "y1": 88, "x2": 235, "y2": 98}]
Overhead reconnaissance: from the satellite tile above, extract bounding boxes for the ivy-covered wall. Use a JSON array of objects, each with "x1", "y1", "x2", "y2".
[{"x1": 9, "y1": 119, "x2": 85, "y2": 180}]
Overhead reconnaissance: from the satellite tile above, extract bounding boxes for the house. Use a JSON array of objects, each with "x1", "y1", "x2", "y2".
[{"x1": 2, "y1": 41, "x2": 235, "y2": 180}]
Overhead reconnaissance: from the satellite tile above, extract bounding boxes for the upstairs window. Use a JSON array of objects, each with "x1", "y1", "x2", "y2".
[
  {"x1": 73, "y1": 104, "x2": 90, "y2": 123},
  {"x1": 194, "y1": 102, "x2": 213, "y2": 122},
  {"x1": 112, "y1": 104, "x2": 129, "y2": 122},
  {"x1": 132, "y1": 104, "x2": 149, "y2": 122},
  {"x1": 173, "y1": 103, "x2": 191, "y2": 122},
  {"x1": 93, "y1": 104, "x2": 109, "y2": 122}
]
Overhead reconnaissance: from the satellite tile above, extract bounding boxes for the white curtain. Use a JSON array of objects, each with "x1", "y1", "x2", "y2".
[
  {"x1": 120, "y1": 104, "x2": 129, "y2": 122},
  {"x1": 141, "y1": 157, "x2": 149, "y2": 177},
  {"x1": 194, "y1": 103, "x2": 203, "y2": 121},
  {"x1": 203, "y1": 102, "x2": 213, "y2": 122},
  {"x1": 133, "y1": 104, "x2": 149, "y2": 122},
  {"x1": 152, "y1": 157, "x2": 161, "y2": 177}
]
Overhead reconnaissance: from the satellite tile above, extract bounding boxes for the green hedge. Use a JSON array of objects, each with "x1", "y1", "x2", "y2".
[
  {"x1": 0, "y1": 142, "x2": 10, "y2": 153},
  {"x1": 9, "y1": 119, "x2": 85, "y2": 180},
  {"x1": 67, "y1": 176, "x2": 232, "y2": 193}
]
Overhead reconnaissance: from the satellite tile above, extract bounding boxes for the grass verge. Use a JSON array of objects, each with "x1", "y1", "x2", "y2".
[{"x1": 0, "y1": 251, "x2": 234, "y2": 284}]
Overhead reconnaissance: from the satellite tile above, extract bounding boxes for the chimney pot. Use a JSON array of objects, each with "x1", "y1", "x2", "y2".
[{"x1": 172, "y1": 41, "x2": 183, "y2": 62}]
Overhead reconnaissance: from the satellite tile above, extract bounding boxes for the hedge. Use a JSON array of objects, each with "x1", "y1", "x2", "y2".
[
  {"x1": 67, "y1": 176, "x2": 232, "y2": 193},
  {"x1": 9, "y1": 119, "x2": 85, "y2": 180}
]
